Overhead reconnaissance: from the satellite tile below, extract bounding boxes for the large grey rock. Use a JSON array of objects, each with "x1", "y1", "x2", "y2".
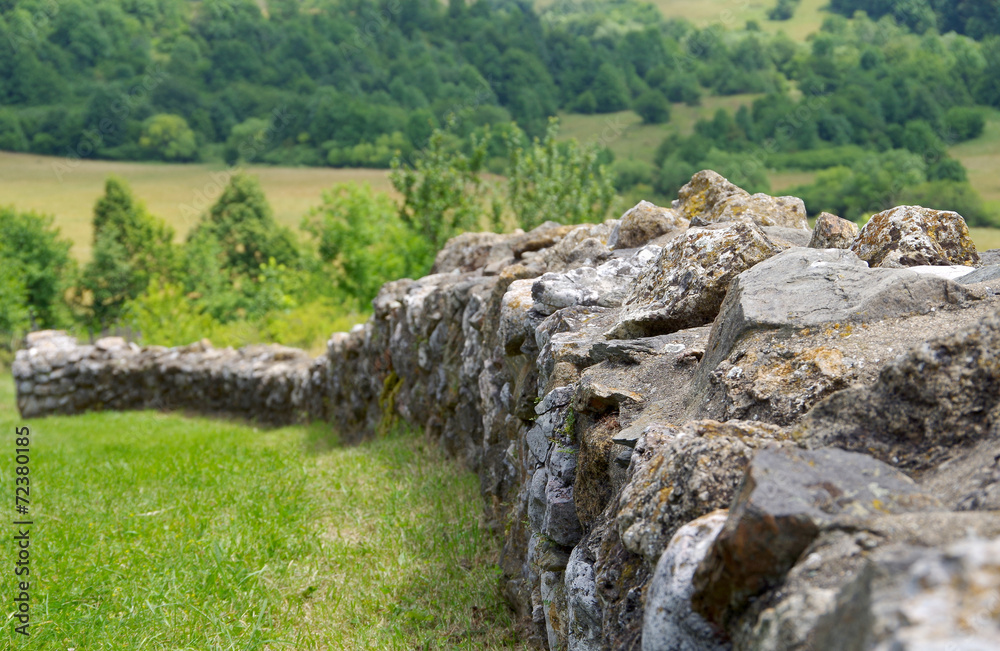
[
  {"x1": 868, "y1": 536, "x2": 1000, "y2": 650},
  {"x1": 958, "y1": 265, "x2": 1000, "y2": 285},
  {"x1": 566, "y1": 540, "x2": 604, "y2": 651},
  {"x1": 672, "y1": 170, "x2": 746, "y2": 222},
  {"x1": 691, "y1": 446, "x2": 943, "y2": 629},
  {"x1": 796, "y1": 310, "x2": 1000, "y2": 472},
  {"x1": 609, "y1": 201, "x2": 688, "y2": 250},
  {"x1": 672, "y1": 170, "x2": 808, "y2": 230},
  {"x1": 698, "y1": 247, "x2": 981, "y2": 379},
  {"x1": 808, "y1": 212, "x2": 859, "y2": 249},
  {"x1": 694, "y1": 193, "x2": 809, "y2": 230},
  {"x1": 850, "y1": 204, "x2": 980, "y2": 268},
  {"x1": 606, "y1": 222, "x2": 785, "y2": 340},
  {"x1": 642, "y1": 511, "x2": 730, "y2": 651},
  {"x1": 740, "y1": 511, "x2": 1000, "y2": 651},
  {"x1": 531, "y1": 246, "x2": 661, "y2": 315},
  {"x1": 617, "y1": 420, "x2": 787, "y2": 564}
]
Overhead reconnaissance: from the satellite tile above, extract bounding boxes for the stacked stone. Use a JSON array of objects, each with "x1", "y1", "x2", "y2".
[{"x1": 14, "y1": 332, "x2": 320, "y2": 424}]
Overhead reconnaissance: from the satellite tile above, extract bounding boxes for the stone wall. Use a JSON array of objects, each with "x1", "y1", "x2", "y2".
[{"x1": 15, "y1": 172, "x2": 1000, "y2": 649}]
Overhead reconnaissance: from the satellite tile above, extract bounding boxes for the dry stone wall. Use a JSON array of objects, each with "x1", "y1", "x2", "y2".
[{"x1": 15, "y1": 170, "x2": 1000, "y2": 650}]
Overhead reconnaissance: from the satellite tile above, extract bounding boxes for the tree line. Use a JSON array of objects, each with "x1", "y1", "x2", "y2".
[{"x1": 0, "y1": 120, "x2": 615, "y2": 353}]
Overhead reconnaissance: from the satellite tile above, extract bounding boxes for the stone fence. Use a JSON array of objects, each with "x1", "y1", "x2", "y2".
[{"x1": 15, "y1": 172, "x2": 1000, "y2": 650}]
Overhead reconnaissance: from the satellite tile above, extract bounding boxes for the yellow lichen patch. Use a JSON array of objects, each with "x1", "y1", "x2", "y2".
[{"x1": 750, "y1": 347, "x2": 847, "y2": 401}]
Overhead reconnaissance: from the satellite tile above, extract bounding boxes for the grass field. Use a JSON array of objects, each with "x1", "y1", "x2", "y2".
[
  {"x1": 0, "y1": 152, "x2": 394, "y2": 260},
  {"x1": 640, "y1": 0, "x2": 829, "y2": 39},
  {"x1": 950, "y1": 108, "x2": 1000, "y2": 213},
  {"x1": 0, "y1": 375, "x2": 521, "y2": 649},
  {"x1": 558, "y1": 93, "x2": 763, "y2": 163}
]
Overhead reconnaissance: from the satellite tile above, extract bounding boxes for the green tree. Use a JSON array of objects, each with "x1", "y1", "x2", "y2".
[
  {"x1": 303, "y1": 184, "x2": 431, "y2": 306},
  {"x1": 390, "y1": 130, "x2": 493, "y2": 251},
  {"x1": 901, "y1": 180, "x2": 997, "y2": 227},
  {"x1": 506, "y1": 119, "x2": 616, "y2": 230},
  {"x1": 592, "y1": 63, "x2": 630, "y2": 113},
  {"x1": 943, "y1": 106, "x2": 986, "y2": 142},
  {"x1": 82, "y1": 177, "x2": 176, "y2": 325},
  {"x1": 139, "y1": 114, "x2": 199, "y2": 162},
  {"x1": 0, "y1": 109, "x2": 27, "y2": 151},
  {"x1": 188, "y1": 173, "x2": 300, "y2": 279},
  {"x1": 634, "y1": 90, "x2": 671, "y2": 124},
  {"x1": 0, "y1": 206, "x2": 74, "y2": 331}
]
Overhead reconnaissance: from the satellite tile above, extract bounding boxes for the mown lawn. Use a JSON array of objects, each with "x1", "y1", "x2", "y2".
[{"x1": 0, "y1": 375, "x2": 522, "y2": 649}]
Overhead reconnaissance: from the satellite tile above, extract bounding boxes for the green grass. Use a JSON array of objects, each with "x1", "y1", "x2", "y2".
[
  {"x1": 0, "y1": 375, "x2": 521, "y2": 649},
  {"x1": 950, "y1": 107, "x2": 1000, "y2": 216},
  {"x1": 558, "y1": 94, "x2": 763, "y2": 162},
  {"x1": 0, "y1": 152, "x2": 395, "y2": 260},
  {"x1": 642, "y1": 0, "x2": 828, "y2": 39}
]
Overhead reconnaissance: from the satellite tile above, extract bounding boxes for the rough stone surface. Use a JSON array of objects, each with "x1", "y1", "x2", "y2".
[
  {"x1": 695, "y1": 193, "x2": 809, "y2": 230},
  {"x1": 610, "y1": 201, "x2": 688, "y2": 250},
  {"x1": 796, "y1": 310, "x2": 1000, "y2": 472},
  {"x1": 672, "y1": 170, "x2": 747, "y2": 222},
  {"x1": 691, "y1": 446, "x2": 942, "y2": 629},
  {"x1": 642, "y1": 511, "x2": 730, "y2": 651},
  {"x1": 673, "y1": 170, "x2": 808, "y2": 230},
  {"x1": 531, "y1": 247, "x2": 661, "y2": 316},
  {"x1": 617, "y1": 420, "x2": 787, "y2": 564},
  {"x1": 958, "y1": 264, "x2": 1000, "y2": 285},
  {"x1": 850, "y1": 204, "x2": 980, "y2": 268},
  {"x1": 868, "y1": 536, "x2": 1000, "y2": 650},
  {"x1": 607, "y1": 222, "x2": 785, "y2": 340},
  {"x1": 808, "y1": 212, "x2": 859, "y2": 249},
  {"x1": 699, "y1": 247, "x2": 981, "y2": 380}
]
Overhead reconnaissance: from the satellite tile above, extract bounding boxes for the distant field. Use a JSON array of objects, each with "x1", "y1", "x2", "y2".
[
  {"x1": 0, "y1": 152, "x2": 393, "y2": 260},
  {"x1": 647, "y1": 0, "x2": 829, "y2": 39},
  {"x1": 558, "y1": 93, "x2": 763, "y2": 163},
  {"x1": 950, "y1": 108, "x2": 1000, "y2": 214}
]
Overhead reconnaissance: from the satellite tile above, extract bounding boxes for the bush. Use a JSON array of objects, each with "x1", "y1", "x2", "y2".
[
  {"x1": 611, "y1": 159, "x2": 655, "y2": 191},
  {"x1": 139, "y1": 114, "x2": 199, "y2": 162},
  {"x1": 506, "y1": 119, "x2": 617, "y2": 229},
  {"x1": 943, "y1": 107, "x2": 986, "y2": 143},
  {"x1": 634, "y1": 90, "x2": 671, "y2": 124},
  {"x1": 767, "y1": 0, "x2": 800, "y2": 21},
  {"x1": 0, "y1": 206, "x2": 74, "y2": 331},
  {"x1": 302, "y1": 183, "x2": 431, "y2": 307}
]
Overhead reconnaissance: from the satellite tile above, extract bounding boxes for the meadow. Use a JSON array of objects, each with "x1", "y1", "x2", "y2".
[
  {"x1": 0, "y1": 152, "x2": 395, "y2": 260},
  {"x1": 0, "y1": 375, "x2": 522, "y2": 649},
  {"x1": 645, "y1": 0, "x2": 830, "y2": 39}
]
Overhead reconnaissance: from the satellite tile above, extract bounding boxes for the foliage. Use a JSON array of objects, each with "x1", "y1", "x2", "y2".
[
  {"x1": 139, "y1": 114, "x2": 199, "y2": 162},
  {"x1": 126, "y1": 282, "x2": 222, "y2": 347},
  {"x1": 828, "y1": 0, "x2": 1000, "y2": 38},
  {"x1": 506, "y1": 119, "x2": 617, "y2": 229},
  {"x1": 767, "y1": 0, "x2": 801, "y2": 21},
  {"x1": 302, "y1": 183, "x2": 432, "y2": 307},
  {"x1": 792, "y1": 150, "x2": 928, "y2": 220},
  {"x1": 0, "y1": 205, "x2": 75, "y2": 334},
  {"x1": 900, "y1": 180, "x2": 999, "y2": 227},
  {"x1": 633, "y1": 89, "x2": 671, "y2": 124},
  {"x1": 390, "y1": 130, "x2": 493, "y2": 251},
  {"x1": 81, "y1": 177, "x2": 176, "y2": 326},
  {"x1": 188, "y1": 173, "x2": 300, "y2": 279}
]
